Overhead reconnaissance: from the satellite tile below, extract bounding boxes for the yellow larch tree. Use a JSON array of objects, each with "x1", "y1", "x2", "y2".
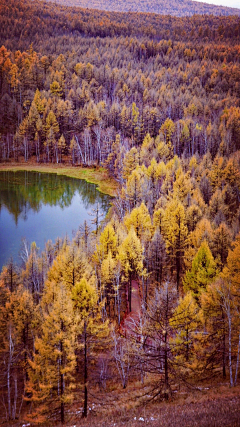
[
  {"x1": 72, "y1": 278, "x2": 109, "y2": 418},
  {"x1": 162, "y1": 197, "x2": 188, "y2": 292},
  {"x1": 26, "y1": 281, "x2": 76, "y2": 425},
  {"x1": 118, "y1": 228, "x2": 145, "y2": 313}
]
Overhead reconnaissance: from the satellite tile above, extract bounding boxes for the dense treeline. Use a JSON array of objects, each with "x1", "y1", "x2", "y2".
[
  {"x1": 0, "y1": 1, "x2": 240, "y2": 165},
  {"x1": 1, "y1": 0, "x2": 240, "y2": 53},
  {"x1": 0, "y1": 0, "x2": 240, "y2": 424},
  {"x1": 45, "y1": 0, "x2": 240, "y2": 17}
]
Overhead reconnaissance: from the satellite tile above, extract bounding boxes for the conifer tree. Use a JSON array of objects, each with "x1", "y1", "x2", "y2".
[
  {"x1": 212, "y1": 223, "x2": 232, "y2": 271},
  {"x1": 200, "y1": 283, "x2": 228, "y2": 379},
  {"x1": 47, "y1": 243, "x2": 92, "y2": 291},
  {"x1": 125, "y1": 167, "x2": 147, "y2": 209},
  {"x1": 147, "y1": 230, "x2": 166, "y2": 288},
  {"x1": 0, "y1": 278, "x2": 34, "y2": 421},
  {"x1": 163, "y1": 198, "x2": 188, "y2": 291},
  {"x1": 98, "y1": 223, "x2": 117, "y2": 259},
  {"x1": 122, "y1": 147, "x2": 139, "y2": 180},
  {"x1": 26, "y1": 281, "x2": 76, "y2": 424},
  {"x1": 101, "y1": 250, "x2": 117, "y2": 317},
  {"x1": 134, "y1": 282, "x2": 177, "y2": 399},
  {"x1": 217, "y1": 233, "x2": 240, "y2": 386},
  {"x1": 72, "y1": 278, "x2": 109, "y2": 417},
  {"x1": 170, "y1": 292, "x2": 200, "y2": 372},
  {"x1": 124, "y1": 201, "x2": 152, "y2": 243},
  {"x1": 183, "y1": 241, "x2": 217, "y2": 301},
  {"x1": 118, "y1": 228, "x2": 144, "y2": 313}
]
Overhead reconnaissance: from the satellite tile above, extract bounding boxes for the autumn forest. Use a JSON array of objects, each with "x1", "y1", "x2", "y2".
[{"x1": 0, "y1": 0, "x2": 240, "y2": 425}]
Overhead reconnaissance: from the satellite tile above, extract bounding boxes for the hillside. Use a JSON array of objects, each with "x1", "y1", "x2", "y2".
[
  {"x1": 43, "y1": 0, "x2": 240, "y2": 16},
  {"x1": 1, "y1": 0, "x2": 240, "y2": 55}
]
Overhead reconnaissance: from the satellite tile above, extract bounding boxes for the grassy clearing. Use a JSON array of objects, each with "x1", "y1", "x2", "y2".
[{"x1": 0, "y1": 161, "x2": 118, "y2": 197}]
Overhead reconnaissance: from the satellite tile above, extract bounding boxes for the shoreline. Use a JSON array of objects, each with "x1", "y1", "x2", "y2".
[{"x1": 0, "y1": 162, "x2": 118, "y2": 197}]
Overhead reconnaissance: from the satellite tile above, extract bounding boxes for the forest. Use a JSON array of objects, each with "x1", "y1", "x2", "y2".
[
  {"x1": 0, "y1": 0, "x2": 240, "y2": 425},
  {"x1": 44, "y1": 0, "x2": 240, "y2": 16}
]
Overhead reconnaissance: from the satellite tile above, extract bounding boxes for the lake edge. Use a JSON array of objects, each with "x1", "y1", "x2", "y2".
[
  {"x1": 0, "y1": 163, "x2": 118, "y2": 197},
  {"x1": 0, "y1": 169, "x2": 113, "y2": 270}
]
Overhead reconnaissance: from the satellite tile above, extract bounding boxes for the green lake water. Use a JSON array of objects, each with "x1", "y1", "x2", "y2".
[{"x1": 0, "y1": 170, "x2": 111, "y2": 270}]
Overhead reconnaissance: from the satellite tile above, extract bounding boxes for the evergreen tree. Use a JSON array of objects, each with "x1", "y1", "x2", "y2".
[
  {"x1": 163, "y1": 198, "x2": 188, "y2": 291},
  {"x1": 118, "y1": 228, "x2": 145, "y2": 313},
  {"x1": 26, "y1": 282, "x2": 76, "y2": 424},
  {"x1": 183, "y1": 241, "x2": 217, "y2": 301},
  {"x1": 72, "y1": 278, "x2": 109, "y2": 417},
  {"x1": 170, "y1": 292, "x2": 200, "y2": 375}
]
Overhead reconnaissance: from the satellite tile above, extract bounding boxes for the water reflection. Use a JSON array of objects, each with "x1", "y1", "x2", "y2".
[
  {"x1": 0, "y1": 171, "x2": 110, "y2": 224},
  {"x1": 0, "y1": 170, "x2": 112, "y2": 269}
]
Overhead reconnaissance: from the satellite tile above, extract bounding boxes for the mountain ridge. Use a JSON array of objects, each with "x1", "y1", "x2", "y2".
[{"x1": 43, "y1": 0, "x2": 240, "y2": 16}]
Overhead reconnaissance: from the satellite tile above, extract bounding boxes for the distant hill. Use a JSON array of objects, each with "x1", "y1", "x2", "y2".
[
  {"x1": 1, "y1": 0, "x2": 240, "y2": 54},
  {"x1": 43, "y1": 0, "x2": 240, "y2": 16}
]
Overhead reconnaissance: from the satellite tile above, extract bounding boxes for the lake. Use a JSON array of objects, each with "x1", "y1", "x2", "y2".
[{"x1": 0, "y1": 170, "x2": 112, "y2": 270}]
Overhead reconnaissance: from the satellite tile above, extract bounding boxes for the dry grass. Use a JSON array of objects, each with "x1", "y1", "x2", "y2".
[
  {"x1": 4, "y1": 382, "x2": 236, "y2": 427},
  {"x1": 64, "y1": 383, "x2": 240, "y2": 427},
  {"x1": 0, "y1": 159, "x2": 119, "y2": 197},
  {"x1": 1, "y1": 358, "x2": 239, "y2": 427}
]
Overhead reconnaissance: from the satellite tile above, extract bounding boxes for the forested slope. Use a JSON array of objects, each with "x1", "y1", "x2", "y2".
[
  {"x1": 0, "y1": 0, "x2": 240, "y2": 162},
  {"x1": 0, "y1": 0, "x2": 240, "y2": 425},
  {"x1": 1, "y1": 0, "x2": 240, "y2": 53},
  {"x1": 44, "y1": 0, "x2": 240, "y2": 17}
]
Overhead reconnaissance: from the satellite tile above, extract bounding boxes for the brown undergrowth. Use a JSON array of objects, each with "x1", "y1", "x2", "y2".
[
  {"x1": 73, "y1": 382, "x2": 240, "y2": 427},
  {"x1": 5, "y1": 381, "x2": 240, "y2": 427}
]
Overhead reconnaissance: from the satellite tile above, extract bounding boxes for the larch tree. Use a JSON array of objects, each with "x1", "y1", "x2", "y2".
[
  {"x1": 125, "y1": 167, "x2": 148, "y2": 209},
  {"x1": 100, "y1": 250, "x2": 118, "y2": 317},
  {"x1": 184, "y1": 218, "x2": 214, "y2": 271},
  {"x1": 72, "y1": 277, "x2": 109, "y2": 418},
  {"x1": 212, "y1": 222, "x2": 232, "y2": 271},
  {"x1": 147, "y1": 229, "x2": 166, "y2": 289},
  {"x1": 183, "y1": 240, "x2": 217, "y2": 302},
  {"x1": 124, "y1": 201, "x2": 152, "y2": 244},
  {"x1": 122, "y1": 146, "x2": 139, "y2": 180},
  {"x1": 26, "y1": 281, "x2": 76, "y2": 425},
  {"x1": 134, "y1": 282, "x2": 178, "y2": 400},
  {"x1": 162, "y1": 197, "x2": 188, "y2": 292},
  {"x1": 200, "y1": 282, "x2": 228, "y2": 379},
  {"x1": 44, "y1": 110, "x2": 59, "y2": 163},
  {"x1": 212, "y1": 277, "x2": 240, "y2": 387},
  {"x1": 0, "y1": 277, "x2": 34, "y2": 422},
  {"x1": 218, "y1": 233, "x2": 240, "y2": 386},
  {"x1": 47, "y1": 243, "x2": 92, "y2": 291},
  {"x1": 98, "y1": 223, "x2": 117, "y2": 259},
  {"x1": 0, "y1": 276, "x2": 17, "y2": 421},
  {"x1": 118, "y1": 228, "x2": 145, "y2": 313},
  {"x1": 170, "y1": 292, "x2": 200, "y2": 379}
]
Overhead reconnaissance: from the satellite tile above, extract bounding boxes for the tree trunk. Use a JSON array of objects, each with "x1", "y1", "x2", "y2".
[
  {"x1": 234, "y1": 329, "x2": 240, "y2": 386},
  {"x1": 60, "y1": 321, "x2": 65, "y2": 424},
  {"x1": 129, "y1": 271, "x2": 132, "y2": 313},
  {"x1": 228, "y1": 306, "x2": 233, "y2": 387},
  {"x1": 222, "y1": 309, "x2": 226, "y2": 379},
  {"x1": 7, "y1": 325, "x2": 13, "y2": 420},
  {"x1": 83, "y1": 321, "x2": 88, "y2": 418},
  {"x1": 164, "y1": 331, "x2": 169, "y2": 400}
]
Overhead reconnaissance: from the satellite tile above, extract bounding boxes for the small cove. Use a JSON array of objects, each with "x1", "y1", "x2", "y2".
[{"x1": 0, "y1": 170, "x2": 112, "y2": 270}]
